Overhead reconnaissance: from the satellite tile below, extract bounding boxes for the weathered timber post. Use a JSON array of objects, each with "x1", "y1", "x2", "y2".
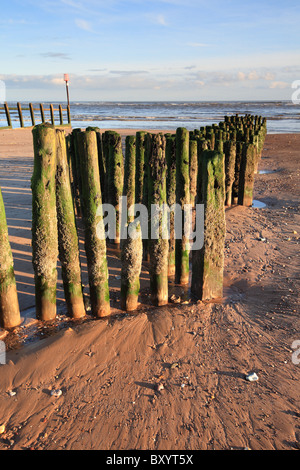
[
  {"x1": 107, "y1": 131, "x2": 124, "y2": 245},
  {"x1": 29, "y1": 103, "x2": 35, "y2": 127},
  {"x1": 238, "y1": 142, "x2": 258, "y2": 207},
  {"x1": 40, "y1": 103, "x2": 45, "y2": 123},
  {"x1": 196, "y1": 138, "x2": 208, "y2": 206},
  {"x1": 86, "y1": 127, "x2": 106, "y2": 202},
  {"x1": 189, "y1": 137, "x2": 198, "y2": 207},
  {"x1": 224, "y1": 140, "x2": 236, "y2": 206},
  {"x1": 65, "y1": 134, "x2": 75, "y2": 202},
  {"x1": 215, "y1": 137, "x2": 223, "y2": 154},
  {"x1": 142, "y1": 133, "x2": 152, "y2": 261},
  {"x1": 135, "y1": 131, "x2": 147, "y2": 205},
  {"x1": 191, "y1": 150, "x2": 226, "y2": 300},
  {"x1": 175, "y1": 127, "x2": 190, "y2": 286},
  {"x1": 31, "y1": 123, "x2": 58, "y2": 321},
  {"x1": 56, "y1": 129, "x2": 85, "y2": 319},
  {"x1": 206, "y1": 127, "x2": 215, "y2": 150},
  {"x1": 0, "y1": 187, "x2": 21, "y2": 329},
  {"x1": 50, "y1": 104, "x2": 55, "y2": 126},
  {"x1": 66, "y1": 131, "x2": 80, "y2": 216},
  {"x1": 121, "y1": 221, "x2": 143, "y2": 311},
  {"x1": 120, "y1": 135, "x2": 142, "y2": 311},
  {"x1": 78, "y1": 129, "x2": 110, "y2": 318},
  {"x1": 165, "y1": 134, "x2": 176, "y2": 276},
  {"x1": 232, "y1": 140, "x2": 243, "y2": 204},
  {"x1": 67, "y1": 105, "x2": 71, "y2": 125},
  {"x1": 4, "y1": 102, "x2": 12, "y2": 128},
  {"x1": 59, "y1": 105, "x2": 63, "y2": 126},
  {"x1": 148, "y1": 133, "x2": 169, "y2": 306},
  {"x1": 102, "y1": 130, "x2": 116, "y2": 205},
  {"x1": 17, "y1": 102, "x2": 24, "y2": 128},
  {"x1": 123, "y1": 135, "x2": 136, "y2": 221},
  {"x1": 72, "y1": 128, "x2": 84, "y2": 216}
]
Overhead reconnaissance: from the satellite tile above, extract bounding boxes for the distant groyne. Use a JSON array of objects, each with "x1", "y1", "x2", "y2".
[{"x1": 0, "y1": 102, "x2": 71, "y2": 129}]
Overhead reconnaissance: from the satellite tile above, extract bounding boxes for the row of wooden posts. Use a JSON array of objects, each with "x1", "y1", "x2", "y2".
[
  {"x1": 0, "y1": 102, "x2": 71, "y2": 129},
  {"x1": 0, "y1": 114, "x2": 266, "y2": 329}
]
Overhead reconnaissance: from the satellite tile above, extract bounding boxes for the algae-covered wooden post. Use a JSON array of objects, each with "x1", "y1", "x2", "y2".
[
  {"x1": 78, "y1": 129, "x2": 110, "y2": 318},
  {"x1": 121, "y1": 135, "x2": 142, "y2": 311},
  {"x1": 166, "y1": 134, "x2": 176, "y2": 276},
  {"x1": 238, "y1": 142, "x2": 258, "y2": 207},
  {"x1": 191, "y1": 150, "x2": 226, "y2": 301},
  {"x1": 196, "y1": 137, "x2": 208, "y2": 205},
  {"x1": 123, "y1": 135, "x2": 136, "y2": 221},
  {"x1": 175, "y1": 127, "x2": 190, "y2": 285},
  {"x1": 0, "y1": 187, "x2": 21, "y2": 329},
  {"x1": 224, "y1": 140, "x2": 236, "y2": 207},
  {"x1": 86, "y1": 127, "x2": 106, "y2": 203},
  {"x1": 56, "y1": 129, "x2": 85, "y2": 319},
  {"x1": 232, "y1": 140, "x2": 243, "y2": 204},
  {"x1": 189, "y1": 137, "x2": 198, "y2": 207},
  {"x1": 142, "y1": 133, "x2": 152, "y2": 261},
  {"x1": 135, "y1": 131, "x2": 147, "y2": 205},
  {"x1": 31, "y1": 123, "x2": 58, "y2": 321},
  {"x1": 121, "y1": 221, "x2": 143, "y2": 311},
  {"x1": 67, "y1": 131, "x2": 81, "y2": 216},
  {"x1": 107, "y1": 131, "x2": 124, "y2": 244},
  {"x1": 148, "y1": 133, "x2": 169, "y2": 306},
  {"x1": 73, "y1": 127, "x2": 87, "y2": 217}
]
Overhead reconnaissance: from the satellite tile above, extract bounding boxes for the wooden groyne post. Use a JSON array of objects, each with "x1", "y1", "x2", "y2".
[
  {"x1": 191, "y1": 150, "x2": 226, "y2": 301},
  {"x1": 175, "y1": 127, "x2": 190, "y2": 286},
  {"x1": 56, "y1": 129, "x2": 86, "y2": 319},
  {"x1": 107, "y1": 131, "x2": 124, "y2": 245},
  {"x1": 0, "y1": 187, "x2": 21, "y2": 329},
  {"x1": 78, "y1": 129, "x2": 110, "y2": 318},
  {"x1": 165, "y1": 133, "x2": 176, "y2": 276},
  {"x1": 148, "y1": 133, "x2": 169, "y2": 306},
  {"x1": 31, "y1": 123, "x2": 58, "y2": 321}
]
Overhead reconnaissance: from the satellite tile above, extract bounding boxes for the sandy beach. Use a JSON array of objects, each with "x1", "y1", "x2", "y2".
[{"x1": 0, "y1": 128, "x2": 299, "y2": 450}]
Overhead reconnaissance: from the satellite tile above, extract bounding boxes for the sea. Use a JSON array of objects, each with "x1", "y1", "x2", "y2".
[{"x1": 2, "y1": 101, "x2": 300, "y2": 133}]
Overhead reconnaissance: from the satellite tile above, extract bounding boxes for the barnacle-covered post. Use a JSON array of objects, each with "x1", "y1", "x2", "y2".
[
  {"x1": 78, "y1": 129, "x2": 110, "y2": 318},
  {"x1": 56, "y1": 129, "x2": 86, "y2": 319},
  {"x1": 189, "y1": 136, "x2": 198, "y2": 207},
  {"x1": 148, "y1": 133, "x2": 169, "y2": 306},
  {"x1": 0, "y1": 188, "x2": 21, "y2": 329},
  {"x1": 224, "y1": 139, "x2": 236, "y2": 207},
  {"x1": 191, "y1": 150, "x2": 226, "y2": 300},
  {"x1": 107, "y1": 131, "x2": 124, "y2": 245},
  {"x1": 31, "y1": 123, "x2": 58, "y2": 321},
  {"x1": 175, "y1": 127, "x2": 190, "y2": 285},
  {"x1": 238, "y1": 141, "x2": 258, "y2": 207},
  {"x1": 135, "y1": 131, "x2": 147, "y2": 205},
  {"x1": 165, "y1": 133, "x2": 176, "y2": 276}
]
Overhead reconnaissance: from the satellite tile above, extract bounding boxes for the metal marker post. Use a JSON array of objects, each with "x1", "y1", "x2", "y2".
[{"x1": 64, "y1": 74, "x2": 70, "y2": 107}]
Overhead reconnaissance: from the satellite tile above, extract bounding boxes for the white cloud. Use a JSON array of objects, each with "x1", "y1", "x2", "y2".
[
  {"x1": 269, "y1": 81, "x2": 290, "y2": 89},
  {"x1": 156, "y1": 14, "x2": 167, "y2": 26},
  {"x1": 75, "y1": 18, "x2": 93, "y2": 31}
]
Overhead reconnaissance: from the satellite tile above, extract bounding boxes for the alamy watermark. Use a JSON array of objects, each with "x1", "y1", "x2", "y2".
[
  {"x1": 291, "y1": 80, "x2": 300, "y2": 105},
  {"x1": 0, "y1": 340, "x2": 6, "y2": 365},
  {"x1": 0, "y1": 80, "x2": 5, "y2": 104},
  {"x1": 96, "y1": 197, "x2": 204, "y2": 250}
]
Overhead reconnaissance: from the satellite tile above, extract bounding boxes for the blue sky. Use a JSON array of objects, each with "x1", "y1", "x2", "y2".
[{"x1": 1, "y1": 0, "x2": 300, "y2": 101}]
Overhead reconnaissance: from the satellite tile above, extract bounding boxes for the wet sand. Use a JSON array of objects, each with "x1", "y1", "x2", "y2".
[{"x1": 0, "y1": 128, "x2": 299, "y2": 450}]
